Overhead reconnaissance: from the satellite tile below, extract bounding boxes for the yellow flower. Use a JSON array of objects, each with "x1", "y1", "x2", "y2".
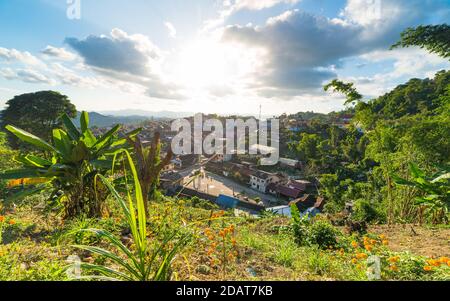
[
  {"x1": 356, "y1": 253, "x2": 368, "y2": 260},
  {"x1": 382, "y1": 240, "x2": 389, "y2": 246},
  {"x1": 370, "y1": 239, "x2": 377, "y2": 245},
  {"x1": 351, "y1": 258, "x2": 358, "y2": 264},
  {"x1": 388, "y1": 256, "x2": 400, "y2": 263},
  {"x1": 423, "y1": 266, "x2": 433, "y2": 272},
  {"x1": 438, "y1": 257, "x2": 449, "y2": 264},
  {"x1": 379, "y1": 234, "x2": 387, "y2": 240},
  {"x1": 389, "y1": 265, "x2": 399, "y2": 272},
  {"x1": 351, "y1": 241, "x2": 358, "y2": 248}
]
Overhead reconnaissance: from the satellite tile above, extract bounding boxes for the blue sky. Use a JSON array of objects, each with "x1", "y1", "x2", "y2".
[{"x1": 0, "y1": 0, "x2": 449, "y2": 115}]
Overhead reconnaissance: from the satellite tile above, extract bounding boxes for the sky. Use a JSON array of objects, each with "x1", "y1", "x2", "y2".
[{"x1": 0, "y1": 0, "x2": 449, "y2": 116}]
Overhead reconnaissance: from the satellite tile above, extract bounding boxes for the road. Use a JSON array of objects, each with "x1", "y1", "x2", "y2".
[{"x1": 183, "y1": 170, "x2": 281, "y2": 207}]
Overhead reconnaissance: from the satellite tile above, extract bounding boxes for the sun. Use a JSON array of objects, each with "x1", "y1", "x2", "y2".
[
  {"x1": 173, "y1": 38, "x2": 266, "y2": 95},
  {"x1": 177, "y1": 39, "x2": 230, "y2": 89}
]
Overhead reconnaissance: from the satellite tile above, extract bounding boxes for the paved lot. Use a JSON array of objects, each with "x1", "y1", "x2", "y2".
[{"x1": 184, "y1": 171, "x2": 281, "y2": 207}]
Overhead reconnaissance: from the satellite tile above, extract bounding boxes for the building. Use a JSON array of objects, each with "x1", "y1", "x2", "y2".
[
  {"x1": 279, "y1": 158, "x2": 302, "y2": 169},
  {"x1": 160, "y1": 171, "x2": 185, "y2": 193},
  {"x1": 249, "y1": 170, "x2": 281, "y2": 193}
]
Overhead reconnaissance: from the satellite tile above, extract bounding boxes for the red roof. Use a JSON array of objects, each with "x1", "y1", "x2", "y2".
[{"x1": 276, "y1": 185, "x2": 302, "y2": 199}]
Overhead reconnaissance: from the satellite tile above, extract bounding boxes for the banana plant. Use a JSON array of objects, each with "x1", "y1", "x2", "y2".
[
  {"x1": 393, "y1": 163, "x2": 450, "y2": 224},
  {"x1": 0, "y1": 111, "x2": 139, "y2": 219}
]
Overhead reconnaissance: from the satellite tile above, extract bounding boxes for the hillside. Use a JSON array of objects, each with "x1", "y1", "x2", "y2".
[{"x1": 71, "y1": 112, "x2": 149, "y2": 128}]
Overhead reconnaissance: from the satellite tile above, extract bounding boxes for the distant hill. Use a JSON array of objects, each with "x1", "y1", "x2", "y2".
[{"x1": 72, "y1": 112, "x2": 149, "y2": 128}]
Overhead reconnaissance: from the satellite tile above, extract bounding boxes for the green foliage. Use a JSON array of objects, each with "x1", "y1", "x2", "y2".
[
  {"x1": 187, "y1": 196, "x2": 219, "y2": 210},
  {"x1": 391, "y1": 24, "x2": 450, "y2": 59},
  {"x1": 307, "y1": 220, "x2": 339, "y2": 249},
  {"x1": 351, "y1": 200, "x2": 386, "y2": 224},
  {"x1": 0, "y1": 112, "x2": 135, "y2": 218},
  {"x1": 324, "y1": 79, "x2": 363, "y2": 105},
  {"x1": 394, "y1": 163, "x2": 449, "y2": 224},
  {"x1": 74, "y1": 150, "x2": 190, "y2": 281},
  {"x1": 0, "y1": 91, "x2": 77, "y2": 149}
]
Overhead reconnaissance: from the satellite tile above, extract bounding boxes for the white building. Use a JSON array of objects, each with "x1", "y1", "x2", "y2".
[{"x1": 249, "y1": 170, "x2": 281, "y2": 193}]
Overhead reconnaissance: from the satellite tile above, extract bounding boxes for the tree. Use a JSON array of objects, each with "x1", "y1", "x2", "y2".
[
  {"x1": 324, "y1": 79, "x2": 363, "y2": 105},
  {"x1": 391, "y1": 24, "x2": 450, "y2": 59},
  {"x1": 0, "y1": 91, "x2": 77, "y2": 148},
  {"x1": 0, "y1": 112, "x2": 138, "y2": 219}
]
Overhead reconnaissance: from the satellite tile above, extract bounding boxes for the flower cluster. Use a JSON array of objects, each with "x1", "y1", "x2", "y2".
[
  {"x1": 423, "y1": 257, "x2": 450, "y2": 271},
  {"x1": 203, "y1": 221, "x2": 238, "y2": 270}
]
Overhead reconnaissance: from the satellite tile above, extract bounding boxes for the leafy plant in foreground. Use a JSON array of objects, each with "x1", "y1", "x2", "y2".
[
  {"x1": 0, "y1": 112, "x2": 137, "y2": 218},
  {"x1": 73, "y1": 150, "x2": 190, "y2": 281},
  {"x1": 393, "y1": 163, "x2": 450, "y2": 224}
]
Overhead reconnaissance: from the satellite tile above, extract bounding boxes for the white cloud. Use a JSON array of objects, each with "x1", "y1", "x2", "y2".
[
  {"x1": 0, "y1": 47, "x2": 44, "y2": 66},
  {"x1": 0, "y1": 68, "x2": 54, "y2": 84},
  {"x1": 41, "y1": 46, "x2": 77, "y2": 61},
  {"x1": 65, "y1": 28, "x2": 186, "y2": 99},
  {"x1": 164, "y1": 22, "x2": 177, "y2": 38},
  {"x1": 220, "y1": 0, "x2": 449, "y2": 99}
]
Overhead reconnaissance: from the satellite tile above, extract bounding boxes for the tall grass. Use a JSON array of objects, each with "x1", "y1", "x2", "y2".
[{"x1": 73, "y1": 150, "x2": 190, "y2": 281}]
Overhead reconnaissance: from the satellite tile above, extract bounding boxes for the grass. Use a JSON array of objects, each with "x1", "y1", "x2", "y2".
[{"x1": 0, "y1": 193, "x2": 449, "y2": 281}]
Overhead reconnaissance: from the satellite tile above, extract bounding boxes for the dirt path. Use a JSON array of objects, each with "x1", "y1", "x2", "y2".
[{"x1": 368, "y1": 224, "x2": 450, "y2": 258}]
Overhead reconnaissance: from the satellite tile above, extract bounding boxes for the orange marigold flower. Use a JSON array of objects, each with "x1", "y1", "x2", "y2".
[
  {"x1": 389, "y1": 265, "x2": 399, "y2": 272},
  {"x1": 0, "y1": 216, "x2": 4, "y2": 223},
  {"x1": 423, "y1": 266, "x2": 433, "y2": 272},
  {"x1": 365, "y1": 245, "x2": 373, "y2": 252},
  {"x1": 370, "y1": 239, "x2": 377, "y2": 245},
  {"x1": 382, "y1": 240, "x2": 389, "y2": 246},
  {"x1": 219, "y1": 230, "x2": 226, "y2": 238},
  {"x1": 438, "y1": 257, "x2": 449, "y2": 264},
  {"x1": 356, "y1": 253, "x2": 368, "y2": 260},
  {"x1": 351, "y1": 241, "x2": 358, "y2": 248},
  {"x1": 388, "y1": 256, "x2": 400, "y2": 263},
  {"x1": 8, "y1": 220, "x2": 15, "y2": 225},
  {"x1": 379, "y1": 234, "x2": 387, "y2": 240}
]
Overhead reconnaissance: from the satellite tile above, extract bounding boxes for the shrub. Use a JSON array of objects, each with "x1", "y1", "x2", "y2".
[
  {"x1": 308, "y1": 220, "x2": 339, "y2": 249},
  {"x1": 351, "y1": 200, "x2": 386, "y2": 224}
]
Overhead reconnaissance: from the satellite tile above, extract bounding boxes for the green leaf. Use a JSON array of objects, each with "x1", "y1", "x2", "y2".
[
  {"x1": 6, "y1": 125, "x2": 56, "y2": 153},
  {"x1": 61, "y1": 113, "x2": 81, "y2": 140},
  {"x1": 53, "y1": 129, "x2": 72, "y2": 159},
  {"x1": 93, "y1": 125, "x2": 121, "y2": 151},
  {"x1": 80, "y1": 111, "x2": 89, "y2": 134},
  {"x1": 0, "y1": 169, "x2": 43, "y2": 180},
  {"x1": 6, "y1": 186, "x2": 46, "y2": 202}
]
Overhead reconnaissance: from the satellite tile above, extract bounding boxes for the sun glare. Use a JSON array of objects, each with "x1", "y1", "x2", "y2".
[{"x1": 174, "y1": 38, "x2": 265, "y2": 95}]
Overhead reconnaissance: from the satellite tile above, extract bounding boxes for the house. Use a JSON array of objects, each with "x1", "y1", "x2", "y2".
[
  {"x1": 267, "y1": 182, "x2": 302, "y2": 200},
  {"x1": 290, "y1": 195, "x2": 325, "y2": 212},
  {"x1": 288, "y1": 180, "x2": 313, "y2": 193},
  {"x1": 279, "y1": 158, "x2": 302, "y2": 169},
  {"x1": 160, "y1": 171, "x2": 184, "y2": 192},
  {"x1": 249, "y1": 170, "x2": 281, "y2": 193},
  {"x1": 268, "y1": 195, "x2": 325, "y2": 218},
  {"x1": 178, "y1": 154, "x2": 200, "y2": 168}
]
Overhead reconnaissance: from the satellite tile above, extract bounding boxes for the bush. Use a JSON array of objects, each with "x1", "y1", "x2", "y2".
[
  {"x1": 351, "y1": 200, "x2": 386, "y2": 224},
  {"x1": 187, "y1": 196, "x2": 219, "y2": 210},
  {"x1": 308, "y1": 220, "x2": 339, "y2": 249}
]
